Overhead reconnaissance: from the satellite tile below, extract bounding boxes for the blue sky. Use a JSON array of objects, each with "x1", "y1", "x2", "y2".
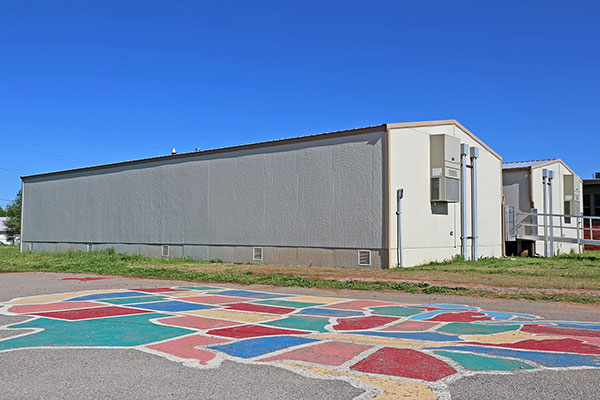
[{"x1": 1, "y1": 1, "x2": 598, "y2": 204}]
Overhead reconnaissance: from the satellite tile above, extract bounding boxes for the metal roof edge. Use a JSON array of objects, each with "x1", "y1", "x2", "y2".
[{"x1": 22, "y1": 124, "x2": 387, "y2": 180}]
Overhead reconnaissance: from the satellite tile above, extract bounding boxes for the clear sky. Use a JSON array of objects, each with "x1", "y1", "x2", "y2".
[{"x1": 1, "y1": 1, "x2": 599, "y2": 204}]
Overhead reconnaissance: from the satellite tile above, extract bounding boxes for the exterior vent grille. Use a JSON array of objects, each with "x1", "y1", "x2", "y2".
[
  {"x1": 358, "y1": 250, "x2": 371, "y2": 266},
  {"x1": 162, "y1": 245, "x2": 169, "y2": 257},
  {"x1": 253, "y1": 247, "x2": 263, "y2": 261},
  {"x1": 446, "y1": 168, "x2": 459, "y2": 178},
  {"x1": 87, "y1": 244, "x2": 92, "y2": 252},
  {"x1": 28, "y1": 243, "x2": 33, "y2": 251}
]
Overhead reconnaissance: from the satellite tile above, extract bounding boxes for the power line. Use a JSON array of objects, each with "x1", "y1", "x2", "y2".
[
  {"x1": 3, "y1": 144, "x2": 85, "y2": 162},
  {"x1": 0, "y1": 167, "x2": 22, "y2": 175}
]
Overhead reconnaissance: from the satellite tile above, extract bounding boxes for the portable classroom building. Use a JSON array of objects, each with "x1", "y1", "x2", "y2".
[
  {"x1": 21, "y1": 120, "x2": 503, "y2": 268},
  {"x1": 502, "y1": 159, "x2": 583, "y2": 255}
]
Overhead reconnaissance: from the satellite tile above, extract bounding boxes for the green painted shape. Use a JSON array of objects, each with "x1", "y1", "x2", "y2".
[
  {"x1": 263, "y1": 316, "x2": 330, "y2": 333},
  {"x1": 101, "y1": 295, "x2": 167, "y2": 305},
  {"x1": 370, "y1": 306, "x2": 425, "y2": 317},
  {"x1": 433, "y1": 350, "x2": 534, "y2": 371},
  {"x1": 176, "y1": 286, "x2": 221, "y2": 291},
  {"x1": 436, "y1": 322, "x2": 520, "y2": 335},
  {"x1": 255, "y1": 299, "x2": 325, "y2": 309},
  {"x1": 0, "y1": 313, "x2": 193, "y2": 351}
]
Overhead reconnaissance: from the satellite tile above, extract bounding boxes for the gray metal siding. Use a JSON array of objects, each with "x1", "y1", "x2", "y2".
[
  {"x1": 502, "y1": 170, "x2": 531, "y2": 212},
  {"x1": 22, "y1": 131, "x2": 385, "y2": 252}
]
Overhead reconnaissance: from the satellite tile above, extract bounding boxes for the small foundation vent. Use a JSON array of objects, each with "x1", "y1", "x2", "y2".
[
  {"x1": 253, "y1": 247, "x2": 263, "y2": 261},
  {"x1": 358, "y1": 250, "x2": 371, "y2": 266},
  {"x1": 87, "y1": 244, "x2": 93, "y2": 252},
  {"x1": 162, "y1": 245, "x2": 169, "y2": 257}
]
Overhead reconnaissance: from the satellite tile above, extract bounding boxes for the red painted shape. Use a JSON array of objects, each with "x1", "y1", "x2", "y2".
[
  {"x1": 573, "y1": 336, "x2": 600, "y2": 346},
  {"x1": 260, "y1": 341, "x2": 372, "y2": 366},
  {"x1": 380, "y1": 320, "x2": 439, "y2": 332},
  {"x1": 61, "y1": 277, "x2": 113, "y2": 281},
  {"x1": 178, "y1": 295, "x2": 253, "y2": 305},
  {"x1": 129, "y1": 288, "x2": 186, "y2": 293},
  {"x1": 8, "y1": 301, "x2": 105, "y2": 314},
  {"x1": 333, "y1": 316, "x2": 399, "y2": 331},
  {"x1": 350, "y1": 347, "x2": 456, "y2": 382},
  {"x1": 225, "y1": 303, "x2": 295, "y2": 315},
  {"x1": 465, "y1": 338, "x2": 600, "y2": 354},
  {"x1": 207, "y1": 324, "x2": 310, "y2": 338},
  {"x1": 31, "y1": 306, "x2": 150, "y2": 320},
  {"x1": 322, "y1": 300, "x2": 400, "y2": 310},
  {"x1": 427, "y1": 312, "x2": 492, "y2": 322},
  {"x1": 146, "y1": 334, "x2": 227, "y2": 364},
  {"x1": 521, "y1": 324, "x2": 600, "y2": 338},
  {"x1": 158, "y1": 315, "x2": 240, "y2": 330}
]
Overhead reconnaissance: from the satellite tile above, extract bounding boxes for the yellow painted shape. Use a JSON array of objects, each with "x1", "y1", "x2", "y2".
[
  {"x1": 164, "y1": 291, "x2": 205, "y2": 297},
  {"x1": 283, "y1": 362, "x2": 435, "y2": 400},
  {"x1": 185, "y1": 309, "x2": 281, "y2": 323},
  {"x1": 284, "y1": 296, "x2": 348, "y2": 304},
  {"x1": 464, "y1": 330, "x2": 558, "y2": 344},
  {"x1": 312, "y1": 333, "x2": 440, "y2": 348},
  {"x1": 3, "y1": 289, "x2": 124, "y2": 305}
]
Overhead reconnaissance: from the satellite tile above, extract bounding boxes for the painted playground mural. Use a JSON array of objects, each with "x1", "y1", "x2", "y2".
[{"x1": 2, "y1": 285, "x2": 600, "y2": 399}]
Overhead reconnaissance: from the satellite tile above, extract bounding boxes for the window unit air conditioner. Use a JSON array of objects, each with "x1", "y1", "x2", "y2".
[{"x1": 430, "y1": 134, "x2": 461, "y2": 203}]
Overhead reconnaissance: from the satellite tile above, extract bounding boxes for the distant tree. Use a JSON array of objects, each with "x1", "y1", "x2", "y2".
[
  {"x1": 5, "y1": 190, "x2": 21, "y2": 244},
  {"x1": 0, "y1": 205, "x2": 6, "y2": 217}
]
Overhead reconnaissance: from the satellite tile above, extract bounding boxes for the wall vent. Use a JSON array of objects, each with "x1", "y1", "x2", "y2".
[
  {"x1": 28, "y1": 243, "x2": 33, "y2": 251},
  {"x1": 162, "y1": 245, "x2": 169, "y2": 257},
  {"x1": 87, "y1": 244, "x2": 93, "y2": 252},
  {"x1": 253, "y1": 247, "x2": 263, "y2": 261},
  {"x1": 358, "y1": 250, "x2": 371, "y2": 266}
]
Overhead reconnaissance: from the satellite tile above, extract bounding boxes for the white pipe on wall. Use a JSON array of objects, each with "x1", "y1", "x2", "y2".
[
  {"x1": 470, "y1": 147, "x2": 479, "y2": 261},
  {"x1": 396, "y1": 188, "x2": 404, "y2": 267},
  {"x1": 460, "y1": 143, "x2": 469, "y2": 261},
  {"x1": 548, "y1": 169, "x2": 555, "y2": 256},
  {"x1": 542, "y1": 168, "x2": 549, "y2": 257}
]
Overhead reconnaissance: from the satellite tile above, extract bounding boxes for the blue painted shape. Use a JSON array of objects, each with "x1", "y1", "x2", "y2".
[
  {"x1": 0, "y1": 313, "x2": 193, "y2": 350},
  {"x1": 215, "y1": 290, "x2": 289, "y2": 299},
  {"x1": 209, "y1": 336, "x2": 318, "y2": 358},
  {"x1": 407, "y1": 304, "x2": 479, "y2": 310},
  {"x1": 432, "y1": 346, "x2": 600, "y2": 368},
  {"x1": 549, "y1": 322, "x2": 600, "y2": 331},
  {"x1": 65, "y1": 291, "x2": 151, "y2": 301},
  {"x1": 346, "y1": 331, "x2": 462, "y2": 342},
  {"x1": 409, "y1": 310, "x2": 470, "y2": 320},
  {"x1": 298, "y1": 308, "x2": 364, "y2": 318},
  {"x1": 129, "y1": 301, "x2": 214, "y2": 312}
]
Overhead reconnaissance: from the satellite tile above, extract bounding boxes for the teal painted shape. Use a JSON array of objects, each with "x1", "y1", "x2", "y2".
[
  {"x1": 0, "y1": 313, "x2": 193, "y2": 351},
  {"x1": 262, "y1": 316, "x2": 331, "y2": 333},
  {"x1": 433, "y1": 350, "x2": 533, "y2": 371},
  {"x1": 370, "y1": 306, "x2": 425, "y2": 317},
  {"x1": 176, "y1": 286, "x2": 221, "y2": 291},
  {"x1": 256, "y1": 300, "x2": 325, "y2": 309},
  {"x1": 101, "y1": 295, "x2": 167, "y2": 305},
  {"x1": 436, "y1": 322, "x2": 520, "y2": 335}
]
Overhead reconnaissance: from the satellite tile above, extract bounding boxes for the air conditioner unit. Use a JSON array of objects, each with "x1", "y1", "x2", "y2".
[{"x1": 430, "y1": 134, "x2": 460, "y2": 203}]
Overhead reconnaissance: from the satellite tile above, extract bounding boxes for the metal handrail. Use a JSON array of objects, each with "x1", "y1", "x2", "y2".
[{"x1": 510, "y1": 210, "x2": 600, "y2": 255}]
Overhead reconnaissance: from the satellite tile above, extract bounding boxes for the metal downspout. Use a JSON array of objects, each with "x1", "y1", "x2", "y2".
[
  {"x1": 542, "y1": 169, "x2": 549, "y2": 257},
  {"x1": 460, "y1": 143, "x2": 469, "y2": 260},
  {"x1": 470, "y1": 147, "x2": 479, "y2": 261},
  {"x1": 548, "y1": 170, "x2": 555, "y2": 256},
  {"x1": 396, "y1": 188, "x2": 404, "y2": 267}
]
